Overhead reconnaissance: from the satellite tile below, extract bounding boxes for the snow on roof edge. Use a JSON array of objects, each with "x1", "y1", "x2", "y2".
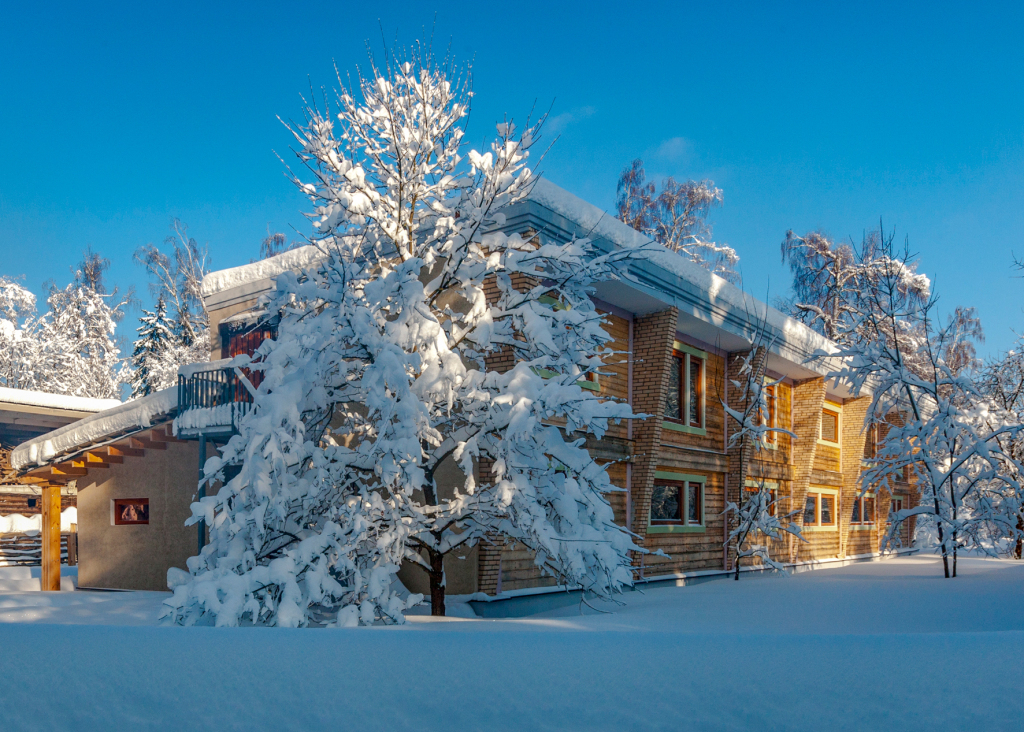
[
  {"x1": 525, "y1": 178, "x2": 840, "y2": 361},
  {"x1": 200, "y1": 246, "x2": 323, "y2": 302},
  {"x1": 0, "y1": 386, "x2": 121, "y2": 414},
  {"x1": 11, "y1": 388, "x2": 178, "y2": 471}
]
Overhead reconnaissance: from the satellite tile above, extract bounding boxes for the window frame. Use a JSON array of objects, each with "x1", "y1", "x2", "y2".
[
  {"x1": 648, "y1": 472, "x2": 706, "y2": 533},
  {"x1": 744, "y1": 479, "x2": 779, "y2": 517},
  {"x1": 757, "y1": 382, "x2": 779, "y2": 449},
  {"x1": 662, "y1": 341, "x2": 707, "y2": 437},
  {"x1": 112, "y1": 498, "x2": 150, "y2": 526},
  {"x1": 818, "y1": 403, "x2": 842, "y2": 447},
  {"x1": 850, "y1": 493, "x2": 877, "y2": 529},
  {"x1": 889, "y1": 495, "x2": 905, "y2": 524},
  {"x1": 802, "y1": 487, "x2": 839, "y2": 531}
]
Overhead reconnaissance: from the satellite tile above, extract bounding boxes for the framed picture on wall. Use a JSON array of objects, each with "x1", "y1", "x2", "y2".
[{"x1": 113, "y1": 498, "x2": 149, "y2": 525}]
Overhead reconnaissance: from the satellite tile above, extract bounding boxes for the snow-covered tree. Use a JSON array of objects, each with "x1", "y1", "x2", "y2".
[
  {"x1": 815, "y1": 228, "x2": 1024, "y2": 577},
  {"x1": 39, "y1": 279, "x2": 129, "y2": 399},
  {"x1": 979, "y1": 336, "x2": 1024, "y2": 558},
  {"x1": 720, "y1": 315, "x2": 802, "y2": 578},
  {"x1": 129, "y1": 297, "x2": 175, "y2": 398},
  {"x1": 0, "y1": 276, "x2": 45, "y2": 390},
  {"x1": 134, "y1": 219, "x2": 212, "y2": 384},
  {"x1": 1, "y1": 251, "x2": 130, "y2": 399},
  {"x1": 616, "y1": 159, "x2": 739, "y2": 282},
  {"x1": 779, "y1": 228, "x2": 931, "y2": 346},
  {"x1": 165, "y1": 47, "x2": 657, "y2": 628}
]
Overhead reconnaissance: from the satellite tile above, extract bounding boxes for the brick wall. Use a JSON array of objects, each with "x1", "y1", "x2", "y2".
[
  {"x1": 838, "y1": 396, "x2": 870, "y2": 557},
  {"x1": 788, "y1": 377, "x2": 826, "y2": 562},
  {"x1": 628, "y1": 307, "x2": 679, "y2": 549}
]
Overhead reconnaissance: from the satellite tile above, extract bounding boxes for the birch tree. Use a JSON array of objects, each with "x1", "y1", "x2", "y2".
[
  {"x1": 815, "y1": 228, "x2": 1024, "y2": 577},
  {"x1": 616, "y1": 159, "x2": 739, "y2": 282}
]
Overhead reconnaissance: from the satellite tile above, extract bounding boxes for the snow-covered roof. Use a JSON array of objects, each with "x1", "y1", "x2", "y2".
[
  {"x1": 201, "y1": 246, "x2": 322, "y2": 310},
  {"x1": 196, "y1": 178, "x2": 844, "y2": 383},
  {"x1": 520, "y1": 179, "x2": 841, "y2": 377},
  {"x1": 0, "y1": 386, "x2": 121, "y2": 415},
  {"x1": 11, "y1": 388, "x2": 177, "y2": 470}
]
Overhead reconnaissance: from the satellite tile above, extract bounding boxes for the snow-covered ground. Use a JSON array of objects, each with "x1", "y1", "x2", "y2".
[{"x1": 0, "y1": 555, "x2": 1020, "y2": 730}]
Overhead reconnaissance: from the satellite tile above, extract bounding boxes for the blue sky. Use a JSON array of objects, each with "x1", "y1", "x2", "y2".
[{"x1": 2, "y1": 1, "x2": 1022, "y2": 358}]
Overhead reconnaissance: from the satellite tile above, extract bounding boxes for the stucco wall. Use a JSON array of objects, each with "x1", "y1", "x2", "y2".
[{"x1": 77, "y1": 439, "x2": 201, "y2": 591}]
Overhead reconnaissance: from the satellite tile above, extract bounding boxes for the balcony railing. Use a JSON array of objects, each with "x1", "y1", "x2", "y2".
[{"x1": 175, "y1": 366, "x2": 254, "y2": 437}]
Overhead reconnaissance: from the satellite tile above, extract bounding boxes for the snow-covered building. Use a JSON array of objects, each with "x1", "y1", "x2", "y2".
[
  {"x1": 10, "y1": 179, "x2": 918, "y2": 593},
  {"x1": 0, "y1": 387, "x2": 119, "y2": 515}
]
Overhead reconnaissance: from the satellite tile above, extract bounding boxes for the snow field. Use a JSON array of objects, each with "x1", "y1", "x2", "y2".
[{"x1": 0, "y1": 556, "x2": 1021, "y2": 730}]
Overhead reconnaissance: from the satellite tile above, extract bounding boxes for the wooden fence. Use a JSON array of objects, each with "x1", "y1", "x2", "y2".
[{"x1": 0, "y1": 532, "x2": 75, "y2": 567}]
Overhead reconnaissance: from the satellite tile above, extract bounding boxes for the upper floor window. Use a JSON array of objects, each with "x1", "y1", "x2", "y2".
[
  {"x1": 819, "y1": 404, "x2": 841, "y2": 446},
  {"x1": 757, "y1": 383, "x2": 778, "y2": 445},
  {"x1": 664, "y1": 345, "x2": 705, "y2": 431},
  {"x1": 863, "y1": 424, "x2": 879, "y2": 459}
]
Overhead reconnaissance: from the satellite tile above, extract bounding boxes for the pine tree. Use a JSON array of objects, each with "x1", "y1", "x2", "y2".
[{"x1": 129, "y1": 297, "x2": 174, "y2": 398}]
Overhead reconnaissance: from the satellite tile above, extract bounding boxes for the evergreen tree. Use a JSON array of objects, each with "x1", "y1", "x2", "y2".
[{"x1": 129, "y1": 297, "x2": 174, "y2": 398}]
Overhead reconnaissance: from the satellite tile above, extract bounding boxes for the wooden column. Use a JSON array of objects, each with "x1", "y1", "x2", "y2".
[{"x1": 40, "y1": 484, "x2": 61, "y2": 592}]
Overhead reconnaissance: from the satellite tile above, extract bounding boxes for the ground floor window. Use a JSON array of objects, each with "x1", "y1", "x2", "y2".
[
  {"x1": 803, "y1": 489, "x2": 837, "y2": 529},
  {"x1": 890, "y1": 496, "x2": 905, "y2": 521},
  {"x1": 744, "y1": 480, "x2": 779, "y2": 516},
  {"x1": 649, "y1": 473, "x2": 706, "y2": 531},
  {"x1": 851, "y1": 495, "x2": 876, "y2": 525},
  {"x1": 113, "y1": 498, "x2": 149, "y2": 525}
]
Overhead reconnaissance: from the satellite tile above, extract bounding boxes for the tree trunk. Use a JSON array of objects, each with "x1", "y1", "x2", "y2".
[
  {"x1": 428, "y1": 548, "x2": 446, "y2": 617},
  {"x1": 1015, "y1": 514, "x2": 1023, "y2": 560}
]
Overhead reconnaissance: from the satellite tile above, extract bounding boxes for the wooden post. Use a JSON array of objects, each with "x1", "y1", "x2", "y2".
[{"x1": 40, "y1": 485, "x2": 61, "y2": 591}]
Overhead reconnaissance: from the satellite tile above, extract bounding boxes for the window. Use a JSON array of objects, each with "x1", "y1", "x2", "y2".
[
  {"x1": 224, "y1": 323, "x2": 277, "y2": 389},
  {"x1": 851, "y1": 495, "x2": 876, "y2": 525},
  {"x1": 663, "y1": 344, "x2": 706, "y2": 433},
  {"x1": 744, "y1": 482, "x2": 778, "y2": 516},
  {"x1": 820, "y1": 407, "x2": 840, "y2": 444},
  {"x1": 804, "y1": 494, "x2": 818, "y2": 525},
  {"x1": 757, "y1": 384, "x2": 778, "y2": 445},
  {"x1": 687, "y1": 482, "x2": 702, "y2": 524},
  {"x1": 890, "y1": 496, "x2": 905, "y2": 522},
  {"x1": 649, "y1": 477, "x2": 705, "y2": 530},
  {"x1": 688, "y1": 356, "x2": 703, "y2": 428},
  {"x1": 864, "y1": 424, "x2": 878, "y2": 459},
  {"x1": 803, "y1": 489, "x2": 838, "y2": 529},
  {"x1": 665, "y1": 355, "x2": 682, "y2": 421},
  {"x1": 113, "y1": 498, "x2": 149, "y2": 525}
]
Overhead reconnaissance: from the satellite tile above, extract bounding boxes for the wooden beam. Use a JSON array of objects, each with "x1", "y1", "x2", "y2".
[
  {"x1": 106, "y1": 445, "x2": 144, "y2": 458},
  {"x1": 71, "y1": 459, "x2": 107, "y2": 470},
  {"x1": 50, "y1": 465, "x2": 88, "y2": 477},
  {"x1": 149, "y1": 427, "x2": 183, "y2": 443},
  {"x1": 87, "y1": 450, "x2": 121, "y2": 464},
  {"x1": 40, "y1": 485, "x2": 61, "y2": 591},
  {"x1": 128, "y1": 437, "x2": 166, "y2": 451}
]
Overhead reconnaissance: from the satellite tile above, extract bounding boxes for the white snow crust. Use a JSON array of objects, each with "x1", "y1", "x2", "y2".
[
  {"x1": 11, "y1": 388, "x2": 177, "y2": 470},
  {"x1": 0, "y1": 507, "x2": 78, "y2": 534},
  {"x1": 200, "y1": 245, "x2": 322, "y2": 301},
  {"x1": 0, "y1": 386, "x2": 119, "y2": 414},
  {"x1": 0, "y1": 556, "x2": 1020, "y2": 729}
]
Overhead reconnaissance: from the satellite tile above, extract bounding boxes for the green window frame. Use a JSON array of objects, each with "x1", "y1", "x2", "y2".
[
  {"x1": 648, "y1": 471, "x2": 706, "y2": 534},
  {"x1": 662, "y1": 341, "x2": 707, "y2": 437}
]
